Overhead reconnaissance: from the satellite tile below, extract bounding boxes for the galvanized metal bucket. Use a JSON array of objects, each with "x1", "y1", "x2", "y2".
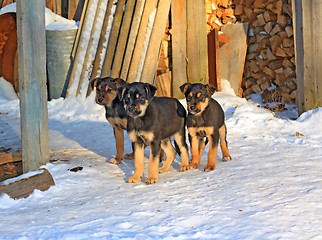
[{"x1": 46, "y1": 29, "x2": 76, "y2": 100}]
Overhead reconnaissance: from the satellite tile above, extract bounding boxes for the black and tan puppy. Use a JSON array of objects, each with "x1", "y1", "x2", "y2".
[
  {"x1": 119, "y1": 82, "x2": 189, "y2": 184},
  {"x1": 91, "y1": 77, "x2": 129, "y2": 164},
  {"x1": 180, "y1": 83, "x2": 232, "y2": 171}
]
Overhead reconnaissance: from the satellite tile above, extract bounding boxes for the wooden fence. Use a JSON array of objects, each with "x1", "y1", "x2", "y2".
[{"x1": 292, "y1": 0, "x2": 322, "y2": 114}]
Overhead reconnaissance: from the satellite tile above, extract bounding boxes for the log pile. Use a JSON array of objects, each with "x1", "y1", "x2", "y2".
[
  {"x1": 206, "y1": 0, "x2": 237, "y2": 32},
  {"x1": 233, "y1": 0, "x2": 296, "y2": 104}
]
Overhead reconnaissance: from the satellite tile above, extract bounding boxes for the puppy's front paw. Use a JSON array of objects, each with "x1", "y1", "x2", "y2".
[
  {"x1": 127, "y1": 176, "x2": 141, "y2": 183},
  {"x1": 204, "y1": 165, "x2": 216, "y2": 171},
  {"x1": 109, "y1": 158, "x2": 122, "y2": 164},
  {"x1": 223, "y1": 155, "x2": 232, "y2": 161},
  {"x1": 145, "y1": 177, "x2": 158, "y2": 184},
  {"x1": 189, "y1": 162, "x2": 199, "y2": 169},
  {"x1": 179, "y1": 164, "x2": 189, "y2": 172}
]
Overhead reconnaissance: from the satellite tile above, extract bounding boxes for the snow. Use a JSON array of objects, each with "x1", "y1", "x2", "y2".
[
  {"x1": 1, "y1": 2, "x2": 322, "y2": 239},
  {"x1": 1, "y1": 77, "x2": 322, "y2": 239}
]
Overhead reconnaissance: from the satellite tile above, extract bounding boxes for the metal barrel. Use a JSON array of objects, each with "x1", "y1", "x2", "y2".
[{"x1": 46, "y1": 29, "x2": 76, "y2": 100}]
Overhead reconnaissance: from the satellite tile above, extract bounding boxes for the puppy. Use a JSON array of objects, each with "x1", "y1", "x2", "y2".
[
  {"x1": 119, "y1": 82, "x2": 189, "y2": 184},
  {"x1": 180, "y1": 83, "x2": 231, "y2": 171},
  {"x1": 91, "y1": 77, "x2": 129, "y2": 164}
]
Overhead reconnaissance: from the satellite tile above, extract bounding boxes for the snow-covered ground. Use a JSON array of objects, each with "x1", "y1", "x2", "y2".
[{"x1": 0, "y1": 78, "x2": 321, "y2": 239}]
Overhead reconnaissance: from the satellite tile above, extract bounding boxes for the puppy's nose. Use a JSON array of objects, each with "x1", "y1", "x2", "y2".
[
  {"x1": 190, "y1": 105, "x2": 197, "y2": 111},
  {"x1": 98, "y1": 97, "x2": 104, "y2": 103},
  {"x1": 128, "y1": 106, "x2": 135, "y2": 112}
]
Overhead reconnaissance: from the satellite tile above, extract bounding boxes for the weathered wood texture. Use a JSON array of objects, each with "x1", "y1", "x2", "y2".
[
  {"x1": 86, "y1": 0, "x2": 114, "y2": 97},
  {"x1": 127, "y1": 0, "x2": 158, "y2": 83},
  {"x1": 120, "y1": 0, "x2": 146, "y2": 80},
  {"x1": 100, "y1": 0, "x2": 127, "y2": 77},
  {"x1": 186, "y1": 0, "x2": 208, "y2": 84},
  {"x1": 0, "y1": 169, "x2": 55, "y2": 199},
  {"x1": 110, "y1": 0, "x2": 137, "y2": 78},
  {"x1": 171, "y1": 0, "x2": 187, "y2": 99},
  {"x1": 292, "y1": 0, "x2": 322, "y2": 114},
  {"x1": 207, "y1": 29, "x2": 220, "y2": 90},
  {"x1": 16, "y1": 0, "x2": 49, "y2": 173},
  {"x1": 141, "y1": 0, "x2": 172, "y2": 84},
  {"x1": 219, "y1": 22, "x2": 249, "y2": 96}
]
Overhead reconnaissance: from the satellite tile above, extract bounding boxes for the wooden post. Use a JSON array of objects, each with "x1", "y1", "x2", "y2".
[
  {"x1": 100, "y1": 0, "x2": 127, "y2": 78},
  {"x1": 120, "y1": 0, "x2": 146, "y2": 80},
  {"x1": 110, "y1": 0, "x2": 136, "y2": 78},
  {"x1": 127, "y1": 0, "x2": 158, "y2": 83},
  {"x1": 16, "y1": 0, "x2": 49, "y2": 172},
  {"x1": 140, "y1": 0, "x2": 171, "y2": 85},
  {"x1": 186, "y1": 0, "x2": 208, "y2": 84},
  {"x1": 86, "y1": 0, "x2": 114, "y2": 97},
  {"x1": 292, "y1": 0, "x2": 322, "y2": 114},
  {"x1": 171, "y1": 0, "x2": 187, "y2": 99}
]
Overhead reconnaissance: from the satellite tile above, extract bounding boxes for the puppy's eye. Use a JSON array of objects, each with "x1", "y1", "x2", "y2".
[
  {"x1": 186, "y1": 96, "x2": 192, "y2": 101},
  {"x1": 139, "y1": 95, "x2": 145, "y2": 101},
  {"x1": 107, "y1": 88, "x2": 112, "y2": 93}
]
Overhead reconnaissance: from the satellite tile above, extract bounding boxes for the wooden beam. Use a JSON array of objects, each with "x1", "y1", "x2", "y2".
[
  {"x1": 171, "y1": 0, "x2": 187, "y2": 99},
  {"x1": 127, "y1": 0, "x2": 158, "y2": 83},
  {"x1": 120, "y1": 0, "x2": 146, "y2": 80},
  {"x1": 76, "y1": 0, "x2": 104, "y2": 96},
  {"x1": 100, "y1": 0, "x2": 127, "y2": 78},
  {"x1": 140, "y1": 0, "x2": 171, "y2": 85},
  {"x1": 86, "y1": 0, "x2": 114, "y2": 97},
  {"x1": 292, "y1": 0, "x2": 322, "y2": 114},
  {"x1": 16, "y1": 0, "x2": 49, "y2": 172},
  {"x1": 186, "y1": 0, "x2": 208, "y2": 84},
  {"x1": 219, "y1": 22, "x2": 249, "y2": 96},
  {"x1": 66, "y1": 0, "x2": 93, "y2": 97}
]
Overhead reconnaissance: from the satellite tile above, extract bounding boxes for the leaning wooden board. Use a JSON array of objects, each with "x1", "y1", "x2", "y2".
[
  {"x1": 140, "y1": 0, "x2": 172, "y2": 85},
  {"x1": 218, "y1": 22, "x2": 249, "y2": 97}
]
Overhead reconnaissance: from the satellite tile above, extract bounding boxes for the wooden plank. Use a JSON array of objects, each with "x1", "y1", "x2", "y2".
[
  {"x1": 171, "y1": 0, "x2": 187, "y2": 99},
  {"x1": 100, "y1": 0, "x2": 127, "y2": 78},
  {"x1": 120, "y1": 0, "x2": 146, "y2": 80},
  {"x1": 127, "y1": 0, "x2": 158, "y2": 83},
  {"x1": 110, "y1": 0, "x2": 136, "y2": 78},
  {"x1": 218, "y1": 22, "x2": 249, "y2": 96},
  {"x1": 86, "y1": 0, "x2": 114, "y2": 97},
  {"x1": 207, "y1": 28, "x2": 221, "y2": 91},
  {"x1": 76, "y1": 0, "x2": 104, "y2": 96},
  {"x1": 0, "y1": 169, "x2": 55, "y2": 199},
  {"x1": 292, "y1": 0, "x2": 322, "y2": 114},
  {"x1": 16, "y1": 0, "x2": 49, "y2": 172},
  {"x1": 186, "y1": 0, "x2": 208, "y2": 84},
  {"x1": 140, "y1": 0, "x2": 171, "y2": 85},
  {"x1": 0, "y1": 153, "x2": 22, "y2": 165},
  {"x1": 68, "y1": 0, "x2": 78, "y2": 20},
  {"x1": 155, "y1": 71, "x2": 171, "y2": 97},
  {"x1": 66, "y1": 0, "x2": 93, "y2": 97},
  {"x1": 72, "y1": 0, "x2": 89, "y2": 59}
]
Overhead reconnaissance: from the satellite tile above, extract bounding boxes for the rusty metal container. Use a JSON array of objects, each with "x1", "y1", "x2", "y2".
[{"x1": 46, "y1": 29, "x2": 76, "y2": 100}]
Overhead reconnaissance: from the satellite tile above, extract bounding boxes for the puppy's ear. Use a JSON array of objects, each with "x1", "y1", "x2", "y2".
[
  {"x1": 112, "y1": 78, "x2": 126, "y2": 88},
  {"x1": 144, "y1": 83, "x2": 157, "y2": 100},
  {"x1": 117, "y1": 84, "x2": 127, "y2": 101},
  {"x1": 180, "y1": 83, "x2": 191, "y2": 94},
  {"x1": 90, "y1": 78, "x2": 101, "y2": 89},
  {"x1": 205, "y1": 84, "x2": 216, "y2": 96}
]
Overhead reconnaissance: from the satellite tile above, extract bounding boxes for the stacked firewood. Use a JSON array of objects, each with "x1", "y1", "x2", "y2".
[
  {"x1": 206, "y1": 0, "x2": 237, "y2": 32},
  {"x1": 233, "y1": 0, "x2": 296, "y2": 104}
]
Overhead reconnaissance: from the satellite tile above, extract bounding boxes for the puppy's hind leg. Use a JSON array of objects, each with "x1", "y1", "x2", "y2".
[
  {"x1": 219, "y1": 124, "x2": 232, "y2": 161},
  {"x1": 173, "y1": 132, "x2": 189, "y2": 171},
  {"x1": 159, "y1": 139, "x2": 176, "y2": 173}
]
